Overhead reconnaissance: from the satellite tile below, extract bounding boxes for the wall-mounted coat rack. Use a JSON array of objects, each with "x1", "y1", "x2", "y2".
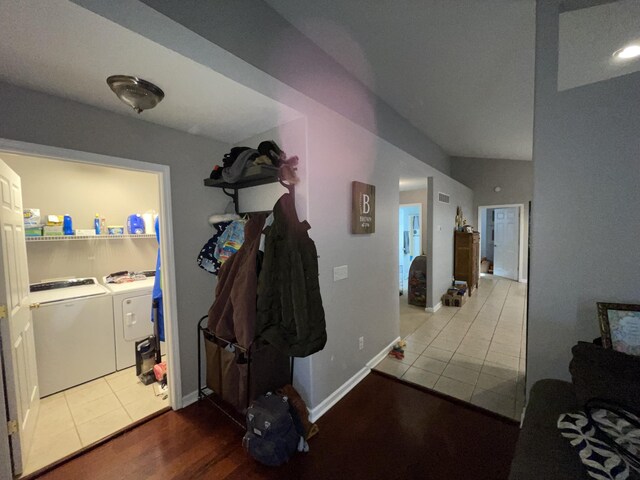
[{"x1": 203, "y1": 164, "x2": 295, "y2": 215}]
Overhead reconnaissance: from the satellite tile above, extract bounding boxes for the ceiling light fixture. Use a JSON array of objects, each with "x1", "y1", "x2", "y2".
[
  {"x1": 613, "y1": 44, "x2": 640, "y2": 60},
  {"x1": 106, "y1": 75, "x2": 165, "y2": 113},
  {"x1": 494, "y1": 186, "x2": 502, "y2": 193}
]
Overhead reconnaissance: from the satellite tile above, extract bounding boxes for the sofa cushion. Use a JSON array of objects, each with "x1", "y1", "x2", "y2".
[
  {"x1": 570, "y1": 341, "x2": 640, "y2": 411},
  {"x1": 509, "y1": 379, "x2": 588, "y2": 480}
]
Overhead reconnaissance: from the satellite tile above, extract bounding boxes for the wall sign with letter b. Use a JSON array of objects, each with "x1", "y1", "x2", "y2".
[{"x1": 351, "y1": 181, "x2": 376, "y2": 234}]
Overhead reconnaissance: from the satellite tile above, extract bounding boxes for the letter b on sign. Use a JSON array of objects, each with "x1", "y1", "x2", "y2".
[{"x1": 362, "y1": 194, "x2": 370, "y2": 214}]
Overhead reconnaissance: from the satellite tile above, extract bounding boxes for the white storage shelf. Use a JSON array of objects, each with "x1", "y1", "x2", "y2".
[{"x1": 26, "y1": 233, "x2": 156, "y2": 242}]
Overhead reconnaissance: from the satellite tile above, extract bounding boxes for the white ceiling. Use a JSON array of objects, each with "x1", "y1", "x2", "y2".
[
  {"x1": 0, "y1": 0, "x2": 301, "y2": 144},
  {"x1": 264, "y1": 0, "x2": 536, "y2": 160},
  {"x1": 559, "y1": 0, "x2": 640, "y2": 91}
]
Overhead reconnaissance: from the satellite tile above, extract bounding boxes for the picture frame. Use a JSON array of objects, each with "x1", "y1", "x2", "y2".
[
  {"x1": 351, "y1": 181, "x2": 375, "y2": 234},
  {"x1": 597, "y1": 302, "x2": 640, "y2": 356}
]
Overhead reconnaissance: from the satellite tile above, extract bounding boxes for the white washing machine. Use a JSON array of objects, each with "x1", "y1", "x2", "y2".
[
  {"x1": 29, "y1": 278, "x2": 115, "y2": 397},
  {"x1": 102, "y1": 276, "x2": 156, "y2": 371}
]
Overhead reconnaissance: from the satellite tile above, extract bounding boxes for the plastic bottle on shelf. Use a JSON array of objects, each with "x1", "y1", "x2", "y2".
[
  {"x1": 94, "y1": 214, "x2": 101, "y2": 235},
  {"x1": 100, "y1": 217, "x2": 106, "y2": 234},
  {"x1": 63, "y1": 214, "x2": 73, "y2": 235},
  {"x1": 142, "y1": 211, "x2": 155, "y2": 235}
]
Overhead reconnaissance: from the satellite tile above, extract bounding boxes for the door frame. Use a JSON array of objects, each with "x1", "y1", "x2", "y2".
[
  {"x1": 477, "y1": 203, "x2": 526, "y2": 283},
  {"x1": 0, "y1": 139, "x2": 182, "y2": 414}
]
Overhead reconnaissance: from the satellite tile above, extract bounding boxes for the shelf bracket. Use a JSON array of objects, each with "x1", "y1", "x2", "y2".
[{"x1": 221, "y1": 188, "x2": 239, "y2": 215}]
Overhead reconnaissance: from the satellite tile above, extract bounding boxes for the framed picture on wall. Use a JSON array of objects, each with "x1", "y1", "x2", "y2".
[
  {"x1": 351, "y1": 181, "x2": 375, "y2": 234},
  {"x1": 597, "y1": 302, "x2": 640, "y2": 356}
]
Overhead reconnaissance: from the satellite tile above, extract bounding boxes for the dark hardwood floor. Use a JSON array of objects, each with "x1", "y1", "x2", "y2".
[{"x1": 37, "y1": 372, "x2": 519, "y2": 480}]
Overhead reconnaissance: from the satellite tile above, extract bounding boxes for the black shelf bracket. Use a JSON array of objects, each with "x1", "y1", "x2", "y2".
[{"x1": 221, "y1": 188, "x2": 239, "y2": 215}]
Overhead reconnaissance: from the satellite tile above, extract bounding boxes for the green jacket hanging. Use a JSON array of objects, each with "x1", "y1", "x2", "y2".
[{"x1": 256, "y1": 193, "x2": 326, "y2": 357}]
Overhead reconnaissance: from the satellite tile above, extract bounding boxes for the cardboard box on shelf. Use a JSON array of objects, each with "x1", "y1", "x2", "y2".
[
  {"x1": 25, "y1": 227, "x2": 42, "y2": 237},
  {"x1": 43, "y1": 225, "x2": 64, "y2": 236},
  {"x1": 23, "y1": 208, "x2": 41, "y2": 227}
]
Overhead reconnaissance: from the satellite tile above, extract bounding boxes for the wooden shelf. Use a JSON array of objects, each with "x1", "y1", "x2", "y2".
[
  {"x1": 26, "y1": 234, "x2": 157, "y2": 242},
  {"x1": 203, "y1": 165, "x2": 280, "y2": 189}
]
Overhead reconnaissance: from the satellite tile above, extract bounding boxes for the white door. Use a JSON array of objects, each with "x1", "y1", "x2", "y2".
[
  {"x1": 493, "y1": 207, "x2": 519, "y2": 280},
  {"x1": 0, "y1": 158, "x2": 39, "y2": 476}
]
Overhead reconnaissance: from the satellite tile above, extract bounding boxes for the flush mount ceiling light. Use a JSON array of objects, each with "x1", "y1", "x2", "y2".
[
  {"x1": 106, "y1": 75, "x2": 164, "y2": 113},
  {"x1": 613, "y1": 44, "x2": 640, "y2": 60},
  {"x1": 494, "y1": 186, "x2": 502, "y2": 193}
]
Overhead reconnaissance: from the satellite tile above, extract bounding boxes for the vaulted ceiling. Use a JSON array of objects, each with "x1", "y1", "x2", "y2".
[{"x1": 264, "y1": 0, "x2": 536, "y2": 160}]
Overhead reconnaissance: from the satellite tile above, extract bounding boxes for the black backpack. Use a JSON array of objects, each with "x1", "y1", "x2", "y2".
[{"x1": 242, "y1": 392, "x2": 299, "y2": 466}]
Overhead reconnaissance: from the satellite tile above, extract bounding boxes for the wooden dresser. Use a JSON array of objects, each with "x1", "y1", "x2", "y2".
[{"x1": 454, "y1": 231, "x2": 480, "y2": 295}]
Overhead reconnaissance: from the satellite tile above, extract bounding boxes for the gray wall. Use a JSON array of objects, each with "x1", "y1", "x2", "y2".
[
  {"x1": 0, "y1": 81, "x2": 231, "y2": 399},
  {"x1": 427, "y1": 176, "x2": 475, "y2": 307},
  {"x1": 134, "y1": 0, "x2": 451, "y2": 175},
  {"x1": 528, "y1": 0, "x2": 640, "y2": 389},
  {"x1": 450, "y1": 156, "x2": 532, "y2": 280}
]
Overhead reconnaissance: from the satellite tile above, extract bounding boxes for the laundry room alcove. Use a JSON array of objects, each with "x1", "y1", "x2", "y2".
[{"x1": 3, "y1": 152, "x2": 170, "y2": 475}]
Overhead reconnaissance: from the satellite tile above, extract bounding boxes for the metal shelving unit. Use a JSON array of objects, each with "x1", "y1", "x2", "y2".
[{"x1": 26, "y1": 233, "x2": 157, "y2": 242}]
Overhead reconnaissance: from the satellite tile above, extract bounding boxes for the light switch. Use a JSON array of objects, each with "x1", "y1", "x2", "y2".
[{"x1": 333, "y1": 265, "x2": 348, "y2": 281}]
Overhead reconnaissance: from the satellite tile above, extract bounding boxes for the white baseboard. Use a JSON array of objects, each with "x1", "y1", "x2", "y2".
[
  {"x1": 308, "y1": 336, "x2": 401, "y2": 423},
  {"x1": 425, "y1": 302, "x2": 442, "y2": 313},
  {"x1": 366, "y1": 336, "x2": 401, "y2": 369},
  {"x1": 308, "y1": 367, "x2": 369, "y2": 423},
  {"x1": 518, "y1": 278, "x2": 528, "y2": 284}
]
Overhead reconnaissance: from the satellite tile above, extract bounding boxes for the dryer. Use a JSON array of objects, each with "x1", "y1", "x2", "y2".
[
  {"x1": 103, "y1": 276, "x2": 156, "y2": 370},
  {"x1": 29, "y1": 278, "x2": 115, "y2": 397}
]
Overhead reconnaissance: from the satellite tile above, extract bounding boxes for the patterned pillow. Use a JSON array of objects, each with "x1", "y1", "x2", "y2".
[{"x1": 558, "y1": 408, "x2": 640, "y2": 480}]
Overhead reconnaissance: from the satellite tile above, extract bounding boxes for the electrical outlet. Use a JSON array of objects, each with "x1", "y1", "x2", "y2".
[
  {"x1": 333, "y1": 265, "x2": 348, "y2": 281},
  {"x1": 359, "y1": 336, "x2": 364, "y2": 350}
]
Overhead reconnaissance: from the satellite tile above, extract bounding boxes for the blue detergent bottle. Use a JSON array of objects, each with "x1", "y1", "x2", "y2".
[
  {"x1": 63, "y1": 214, "x2": 73, "y2": 235},
  {"x1": 94, "y1": 213, "x2": 101, "y2": 235}
]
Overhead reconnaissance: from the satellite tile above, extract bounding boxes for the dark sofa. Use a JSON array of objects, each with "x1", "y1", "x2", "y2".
[
  {"x1": 508, "y1": 379, "x2": 587, "y2": 479},
  {"x1": 509, "y1": 342, "x2": 640, "y2": 479}
]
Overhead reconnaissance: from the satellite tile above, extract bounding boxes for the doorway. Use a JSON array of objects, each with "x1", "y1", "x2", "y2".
[
  {"x1": 397, "y1": 183, "x2": 428, "y2": 340},
  {"x1": 0, "y1": 143, "x2": 180, "y2": 477},
  {"x1": 478, "y1": 204, "x2": 525, "y2": 282},
  {"x1": 399, "y1": 203, "x2": 422, "y2": 294}
]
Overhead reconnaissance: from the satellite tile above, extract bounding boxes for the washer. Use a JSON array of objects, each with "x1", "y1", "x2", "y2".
[
  {"x1": 102, "y1": 276, "x2": 155, "y2": 371},
  {"x1": 29, "y1": 278, "x2": 115, "y2": 397}
]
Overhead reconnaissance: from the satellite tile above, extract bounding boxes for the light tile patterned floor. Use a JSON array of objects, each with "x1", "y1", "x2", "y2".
[
  {"x1": 22, "y1": 366, "x2": 169, "y2": 476},
  {"x1": 377, "y1": 276, "x2": 526, "y2": 421}
]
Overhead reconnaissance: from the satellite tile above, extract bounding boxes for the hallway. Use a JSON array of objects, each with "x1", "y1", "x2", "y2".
[{"x1": 376, "y1": 276, "x2": 526, "y2": 420}]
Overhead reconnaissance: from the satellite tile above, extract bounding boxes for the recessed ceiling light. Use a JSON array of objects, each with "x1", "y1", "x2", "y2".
[{"x1": 613, "y1": 45, "x2": 640, "y2": 60}]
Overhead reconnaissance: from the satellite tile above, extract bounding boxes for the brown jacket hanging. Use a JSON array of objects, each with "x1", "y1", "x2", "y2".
[{"x1": 207, "y1": 213, "x2": 266, "y2": 348}]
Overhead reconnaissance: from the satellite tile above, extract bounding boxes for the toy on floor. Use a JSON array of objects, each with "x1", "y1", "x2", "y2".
[{"x1": 388, "y1": 340, "x2": 407, "y2": 360}]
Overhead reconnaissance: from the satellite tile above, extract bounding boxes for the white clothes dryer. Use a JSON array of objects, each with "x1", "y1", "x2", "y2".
[{"x1": 102, "y1": 276, "x2": 156, "y2": 371}]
